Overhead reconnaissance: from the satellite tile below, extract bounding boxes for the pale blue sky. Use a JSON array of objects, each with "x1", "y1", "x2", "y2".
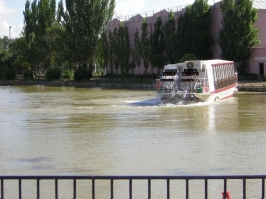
[{"x1": 0, "y1": 0, "x2": 218, "y2": 38}]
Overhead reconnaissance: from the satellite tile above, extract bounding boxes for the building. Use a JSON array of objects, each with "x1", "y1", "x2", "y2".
[{"x1": 106, "y1": 0, "x2": 266, "y2": 77}]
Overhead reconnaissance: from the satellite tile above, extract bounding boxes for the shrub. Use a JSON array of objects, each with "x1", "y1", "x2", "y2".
[
  {"x1": 74, "y1": 68, "x2": 92, "y2": 82},
  {"x1": 63, "y1": 70, "x2": 74, "y2": 80},
  {"x1": 92, "y1": 67, "x2": 105, "y2": 78},
  {"x1": 1, "y1": 69, "x2": 16, "y2": 80},
  {"x1": 23, "y1": 69, "x2": 34, "y2": 80},
  {"x1": 179, "y1": 54, "x2": 198, "y2": 62},
  {"x1": 45, "y1": 67, "x2": 62, "y2": 81}
]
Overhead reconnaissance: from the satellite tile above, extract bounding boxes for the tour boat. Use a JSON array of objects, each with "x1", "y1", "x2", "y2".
[{"x1": 156, "y1": 59, "x2": 238, "y2": 103}]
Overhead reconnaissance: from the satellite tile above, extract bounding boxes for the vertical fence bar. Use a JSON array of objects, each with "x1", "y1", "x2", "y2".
[
  {"x1": 167, "y1": 179, "x2": 170, "y2": 199},
  {"x1": 55, "y1": 179, "x2": 58, "y2": 199},
  {"x1": 37, "y1": 179, "x2": 40, "y2": 199},
  {"x1": 186, "y1": 179, "x2": 189, "y2": 199},
  {"x1": 223, "y1": 179, "x2": 227, "y2": 199},
  {"x1": 262, "y1": 178, "x2": 265, "y2": 199},
  {"x1": 73, "y1": 179, "x2": 76, "y2": 199},
  {"x1": 205, "y1": 179, "x2": 208, "y2": 199},
  {"x1": 129, "y1": 179, "x2": 132, "y2": 199},
  {"x1": 110, "y1": 179, "x2": 113, "y2": 199},
  {"x1": 243, "y1": 179, "x2": 246, "y2": 199},
  {"x1": 1, "y1": 179, "x2": 4, "y2": 199},
  {"x1": 92, "y1": 179, "x2": 95, "y2": 199},
  {"x1": 147, "y1": 179, "x2": 151, "y2": 199},
  {"x1": 18, "y1": 179, "x2": 22, "y2": 199}
]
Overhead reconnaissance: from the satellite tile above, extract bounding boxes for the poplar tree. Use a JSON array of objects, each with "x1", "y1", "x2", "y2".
[
  {"x1": 177, "y1": 0, "x2": 212, "y2": 60},
  {"x1": 140, "y1": 18, "x2": 150, "y2": 75},
  {"x1": 108, "y1": 30, "x2": 115, "y2": 74},
  {"x1": 97, "y1": 32, "x2": 109, "y2": 68},
  {"x1": 150, "y1": 16, "x2": 165, "y2": 74},
  {"x1": 58, "y1": 0, "x2": 115, "y2": 66},
  {"x1": 133, "y1": 28, "x2": 142, "y2": 75},
  {"x1": 114, "y1": 23, "x2": 130, "y2": 75},
  {"x1": 112, "y1": 27, "x2": 119, "y2": 73},
  {"x1": 23, "y1": 0, "x2": 56, "y2": 71},
  {"x1": 218, "y1": 0, "x2": 260, "y2": 75},
  {"x1": 163, "y1": 11, "x2": 176, "y2": 64}
]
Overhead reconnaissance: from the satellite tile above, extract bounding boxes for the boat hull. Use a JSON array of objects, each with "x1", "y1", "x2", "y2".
[
  {"x1": 195, "y1": 83, "x2": 237, "y2": 102},
  {"x1": 157, "y1": 83, "x2": 237, "y2": 104}
]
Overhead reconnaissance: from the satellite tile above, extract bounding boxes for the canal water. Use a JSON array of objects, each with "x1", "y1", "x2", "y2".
[{"x1": 0, "y1": 85, "x2": 266, "y2": 198}]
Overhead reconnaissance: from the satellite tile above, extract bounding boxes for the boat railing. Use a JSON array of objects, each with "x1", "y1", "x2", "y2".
[
  {"x1": 0, "y1": 175, "x2": 265, "y2": 199},
  {"x1": 196, "y1": 78, "x2": 209, "y2": 93}
]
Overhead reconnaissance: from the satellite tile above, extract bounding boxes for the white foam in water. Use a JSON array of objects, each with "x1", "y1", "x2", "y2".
[{"x1": 128, "y1": 98, "x2": 210, "y2": 107}]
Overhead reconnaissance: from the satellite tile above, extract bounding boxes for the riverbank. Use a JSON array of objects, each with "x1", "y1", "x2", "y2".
[
  {"x1": 237, "y1": 80, "x2": 266, "y2": 92},
  {"x1": 1, "y1": 79, "x2": 266, "y2": 92},
  {"x1": 0, "y1": 79, "x2": 156, "y2": 90}
]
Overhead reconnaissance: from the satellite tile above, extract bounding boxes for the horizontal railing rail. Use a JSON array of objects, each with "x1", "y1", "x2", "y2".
[{"x1": 0, "y1": 175, "x2": 265, "y2": 199}]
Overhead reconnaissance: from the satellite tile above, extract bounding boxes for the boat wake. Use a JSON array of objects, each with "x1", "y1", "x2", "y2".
[{"x1": 127, "y1": 98, "x2": 209, "y2": 107}]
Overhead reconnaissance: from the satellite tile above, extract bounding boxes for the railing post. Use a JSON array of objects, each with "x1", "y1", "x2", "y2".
[
  {"x1": 18, "y1": 179, "x2": 22, "y2": 199},
  {"x1": 147, "y1": 179, "x2": 151, "y2": 199},
  {"x1": 129, "y1": 179, "x2": 132, "y2": 199},
  {"x1": 262, "y1": 178, "x2": 265, "y2": 199},
  {"x1": 1, "y1": 179, "x2": 4, "y2": 199},
  {"x1": 223, "y1": 179, "x2": 227, "y2": 199},
  {"x1": 92, "y1": 178, "x2": 95, "y2": 199},
  {"x1": 243, "y1": 179, "x2": 246, "y2": 199},
  {"x1": 167, "y1": 179, "x2": 170, "y2": 199},
  {"x1": 110, "y1": 179, "x2": 113, "y2": 199},
  {"x1": 186, "y1": 179, "x2": 189, "y2": 199},
  {"x1": 37, "y1": 179, "x2": 40, "y2": 199},
  {"x1": 205, "y1": 179, "x2": 208, "y2": 199},
  {"x1": 73, "y1": 178, "x2": 76, "y2": 199},
  {"x1": 55, "y1": 179, "x2": 58, "y2": 199}
]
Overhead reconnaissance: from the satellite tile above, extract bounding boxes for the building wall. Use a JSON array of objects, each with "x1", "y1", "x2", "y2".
[
  {"x1": 106, "y1": 2, "x2": 266, "y2": 76},
  {"x1": 249, "y1": 9, "x2": 266, "y2": 76}
]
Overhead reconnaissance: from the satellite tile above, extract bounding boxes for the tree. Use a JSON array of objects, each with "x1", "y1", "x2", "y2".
[
  {"x1": 163, "y1": 11, "x2": 177, "y2": 64},
  {"x1": 58, "y1": 0, "x2": 115, "y2": 66},
  {"x1": 179, "y1": 53, "x2": 198, "y2": 62},
  {"x1": 9, "y1": 37, "x2": 31, "y2": 73},
  {"x1": 108, "y1": 29, "x2": 115, "y2": 74},
  {"x1": 96, "y1": 32, "x2": 109, "y2": 68},
  {"x1": 150, "y1": 17, "x2": 166, "y2": 74},
  {"x1": 140, "y1": 18, "x2": 150, "y2": 75},
  {"x1": 218, "y1": 0, "x2": 260, "y2": 75},
  {"x1": 123, "y1": 25, "x2": 130, "y2": 75},
  {"x1": 133, "y1": 28, "x2": 142, "y2": 75},
  {"x1": 112, "y1": 27, "x2": 119, "y2": 73},
  {"x1": 113, "y1": 23, "x2": 130, "y2": 75},
  {"x1": 0, "y1": 36, "x2": 13, "y2": 51},
  {"x1": 23, "y1": 0, "x2": 57, "y2": 73},
  {"x1": 177, "y1": 0, "x2": 212, "y2": 60}
]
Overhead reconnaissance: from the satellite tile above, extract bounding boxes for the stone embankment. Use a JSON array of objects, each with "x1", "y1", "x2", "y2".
[
  {"x1": 0, "y1": 80, "x2": 156, "y2": 90},
  {"x1": 237, "y1": 80, "x2": 266, "y2": 92},
  {"x1": 1, "y1": 80, "x2": 266, "y2": 92}
]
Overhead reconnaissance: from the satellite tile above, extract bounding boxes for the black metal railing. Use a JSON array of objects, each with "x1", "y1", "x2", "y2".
[{"x1": 0, "y1": 175, "x2": 265, "y2": 199}]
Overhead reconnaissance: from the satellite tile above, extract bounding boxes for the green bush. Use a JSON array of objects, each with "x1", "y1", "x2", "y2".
[
  {"x1": 23, "y1": 69, "x2": 34, "y2": 80},
  {"x1": 179, "y1": 54, "x2": 198, "y2": 62},
  {"x1": 45, "y1": 67, "x2": 62, "y2": 81},
  {"x1": 63, "y1": 70, "x2": 74, "y2": 80},
  {"x1": 6, "y1": 69, "x2": 16, "y2": 80},
  {"x1": 92, "y1": 67, "x2": 105, "y2": 78},
  {"x1": 74, "y1": 68, "x2": 92, "y2": 82},
  {"x1": 0, "y1": 68, "x2": 16, "y2": 80}
]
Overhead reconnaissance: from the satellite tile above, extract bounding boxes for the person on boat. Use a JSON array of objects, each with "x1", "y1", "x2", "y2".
[{"x1": 194, "y1": 80, "x2": 200, "y2": 90}]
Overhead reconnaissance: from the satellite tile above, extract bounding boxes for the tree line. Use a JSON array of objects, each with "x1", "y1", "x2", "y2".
[
  {"x1": 0, "y1": 0, "x2": 260, "y2": 81},
  {"x1": 105, "y1": 0, "x2": 260, "y2": 76}
]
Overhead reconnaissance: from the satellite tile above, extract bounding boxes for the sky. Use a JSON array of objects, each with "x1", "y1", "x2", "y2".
[{"x1": 0, "y1": 0, "x2": 218, "y2": 38}]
